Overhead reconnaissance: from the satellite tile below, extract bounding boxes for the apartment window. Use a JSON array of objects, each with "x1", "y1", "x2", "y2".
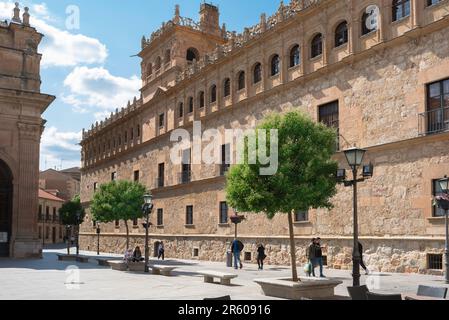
[
  {"x1": 237, "y1": 71, "x2": 245, "y2": 90},
  {"x1": 290, "y1": 45, "x2": 300, "y2": 67},
  {"x1": 124, "y1": 131, "x2": 128, "y2": 143},
  {"x1": 46, "y1": 227, "x2": 49, "y2": 239},
  {"x1": 270, "y1": 54, "x2": 280, "y2": 76},
  {"x1": 223, "y1": 78, "x2": 231, "y2": 97},
  {"x1": 426, "y1": 78, "x2": 449, "y2": 134},
  {"x1": 362, "y1": 8, "x2": 378, "y2": 35},
  {"x1": 46, "y1": 206, "x2": 50, "y2": 221},
  {"x1": 198, "y1": 91, "x2": 205, "y2": 108},
  {"x1": 118, "y1": 136, "x2": 122, "y2": 146},
  {"x1": 219, "y1": 201, "x2": 228, "y2": 224},
  {"x1": 130, "y1": 128, "x2": 134, "y2": 140},
  {"x1": 253, "y1": 63, "x2": 262, "y2": 84},
  {"x1": 335, "y1": 21, "x2": 348, "y2": 47},
  {"x1": 53, "y1": 207, "x2": 57, "y2": 221},
  {"x1": 186, "y1": 206, "x2": 194, "y2": 225},
  {"x1": 178, "y1": 102, "x2": 184, "y2": 118},
  {"x1": 210, "y1": 85, "x2": 217, "y2": 103},
  {"x1": 133, "y1": 170, "x2": 140, "y2": 182},
  {"x1": 392, "y1": 0, "x2": 410, "y2": 22},
  {"x1": 220, "y1": 144, "x2": 231, "y2": 176},
  {"x1": 294, "y1": 210, "x2": 309, "y2": 222},
  {"x1": 159, "y1": 113, "x2": 165, "y2": 128},
  {"x1": 93, "y1": 182, "x2": 98, "y2": 192},
  {"x1": 157, "y1": 208, "x2": 163, "y2": 226},
  {"x1": 319, "y1": 101, "x2": 340, "y2": 150},
  {"x1": 433, "y1": 179, "x2": 447, "y2": 217},
  {"x1": 111, "y1": 172, "x2": 117, "y2": 181},
  {"x1": 427, "y1": 254, "x2": 443, "y2": 270},
  {"x1": 311, "y1": 34, "x2": 323, "y2": 58},
  {"x1": 39, "y1": 205, "x2": 42, "y2": 220},
  {"x1": 158, "y1": 163, "x2": 165, "y2": 187},
  {"x1": 188, "y1": 96, "x2": 194, "y2": 113},
  {"x1": 427, "y1": 0, "x2": 441, "y2": 6}
]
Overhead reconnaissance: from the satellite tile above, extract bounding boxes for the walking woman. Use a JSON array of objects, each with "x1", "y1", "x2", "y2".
[
  {"x1": 158, "y1": 241, "x2": 165, "y2": 260},
  {"x1": 257, "y1": 244, "x2": 266, "y2": 270}
]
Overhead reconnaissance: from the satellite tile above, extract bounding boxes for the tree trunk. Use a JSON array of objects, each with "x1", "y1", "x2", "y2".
[
  {"x1": 125, "y1": 220, "x2": 129, "y2": 251},
  {"x1": 288, "y1": 211, "x2": 299, "y2": 282},
  {"x1": 67, "y1": 228, "x2": 70, "y2": 255}
]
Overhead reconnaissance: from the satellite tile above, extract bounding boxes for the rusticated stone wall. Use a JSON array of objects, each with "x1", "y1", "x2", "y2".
[{"x1": 80, "y1": 234, "x2": 446, "y2": 275}]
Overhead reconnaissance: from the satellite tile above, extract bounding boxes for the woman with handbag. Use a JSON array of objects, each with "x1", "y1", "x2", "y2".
[{"x1": 257, "y1": 244, "x2": 266, "y2": 270}]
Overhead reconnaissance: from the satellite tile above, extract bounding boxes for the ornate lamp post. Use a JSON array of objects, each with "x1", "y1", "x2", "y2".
[
  {"x1": 338, "y1": 147, "x2": 374, "y2": 287},
  {"x1": 75, "y1": 210, "x2": 81, "y2": 256},
  {"x1": 142, "y1": 194, "x2": 154, "y2": 273},
  {"x1": 96, "y1": 223, "x2": 101, "y2": 256},
  {"x1": 437, "y1": 176, "x2": 449, "y2": 284}
]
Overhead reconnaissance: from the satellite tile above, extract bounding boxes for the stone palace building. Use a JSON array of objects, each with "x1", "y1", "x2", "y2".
[
  {"x1": 80, "y1": 0, "x2": 449, "y2": 274},
  {"x1": 0, "y1": 4, "x2": 55, "y2": 258}
]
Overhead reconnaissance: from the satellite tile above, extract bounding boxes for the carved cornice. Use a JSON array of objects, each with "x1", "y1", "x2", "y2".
[{"x1": 17, "y1": 122, "x2": 41, "y2": 140}]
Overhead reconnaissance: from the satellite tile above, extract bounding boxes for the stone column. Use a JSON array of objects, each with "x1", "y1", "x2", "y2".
[
  {"x1": 13, "y1": 122, "x2": 42, "y2": 258},
  {"x1": 411, "y1": 0, "x2": 421, "y2": 28}
]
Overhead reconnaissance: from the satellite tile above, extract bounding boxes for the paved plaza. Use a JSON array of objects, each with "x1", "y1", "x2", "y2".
[{"x1": 0, "y1": 245, "x2": 447, "y2": 300}]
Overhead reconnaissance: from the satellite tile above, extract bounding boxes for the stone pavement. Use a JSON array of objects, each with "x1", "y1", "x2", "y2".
[{"x1": 0, "y1": 245, "x2": 447, "y2": 300}]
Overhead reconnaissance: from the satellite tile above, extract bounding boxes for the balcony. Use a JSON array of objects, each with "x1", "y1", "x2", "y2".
[
  {"x1": 219, "y1": 164, "x2": 230, "y2": 176},
  {"x1": 419, "y1": 107, "x2": 449, "y2": 136},
  {"x1": 179, "y1": 171, "x2": 192, "y2": 185}
]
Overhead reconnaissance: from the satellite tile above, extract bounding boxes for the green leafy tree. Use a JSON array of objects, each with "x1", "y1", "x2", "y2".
[
  {"x1": 226, "y1": 111, "x2": 338, "y2": 282},
  {"x1": 59, "y1": 195, "x2": 86, "y2": 255},
  {"x1": 90, "y1": 181, "x2": 147, "y2": 250}
]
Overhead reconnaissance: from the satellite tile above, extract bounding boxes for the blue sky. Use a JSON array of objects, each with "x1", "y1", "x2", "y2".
[{"x1": 1, "y1": 0, "x2": 281, "y2": 170}]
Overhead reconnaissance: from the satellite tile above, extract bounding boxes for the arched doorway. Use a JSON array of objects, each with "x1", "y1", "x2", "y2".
[{"x1": 0, "y1": 159, "x2": 13, "y2": 257}]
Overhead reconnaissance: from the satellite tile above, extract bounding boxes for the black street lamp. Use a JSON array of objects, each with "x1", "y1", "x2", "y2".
[
  {"x1": 338, "y1": 147, "x2": 373, "y2": 287},
  {"x1": 437, "y1": 176, "x2": 449, "y2": 284},
  {"x1": 96, "y1": 223, "x2": 101, "y2": 256},
  {"x1": 142, "y1": 194, "x2": 154, "y2": 273},
  {"x1": 75, "y1": 210, "x2": 81, "y2": 256},
  {"x1": 230, "y1": 208, "x2": 245, "y2": 239}
]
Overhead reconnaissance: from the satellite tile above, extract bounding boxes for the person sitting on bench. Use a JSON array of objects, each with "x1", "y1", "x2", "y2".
[{"x1": 132, "y1": 246, "x2": 144, "y2": 262}]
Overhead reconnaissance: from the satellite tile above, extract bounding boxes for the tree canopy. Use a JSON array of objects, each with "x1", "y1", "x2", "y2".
[{"x1": 59, "y1": 195, "x2": 86, "y2": 226}]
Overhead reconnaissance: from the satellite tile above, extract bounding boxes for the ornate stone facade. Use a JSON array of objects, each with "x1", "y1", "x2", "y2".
[
  {"x1": 80, "y1": 0, "x2": 449, "y2": 274},
  {"x1": 0, "y1": 4, "x2": 55, "y2": 258}
]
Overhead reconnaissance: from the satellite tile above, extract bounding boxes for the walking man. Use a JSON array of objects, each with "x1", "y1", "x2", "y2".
[
  {"x1": 158, "y1": 241, "x2": 165, "y2": 260},
  {"x1": 306, "y1": 238, "x2": 316, "y2": 277},
  {"x1": 358, "y1": 241, "x2": 369, "y2": 275},
  {"x1": 314, "y1": 238, "x2": 326, "y2": 278},
  {"x1": 231, "y1": 238, "x2": 243, "y2": 270}
]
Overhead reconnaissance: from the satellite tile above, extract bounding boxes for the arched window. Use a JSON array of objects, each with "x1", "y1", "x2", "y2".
[
  {"x1": 186, "y1": 47, "x2": 199, "y2": 62},
  {"x1": 392, "y1": 0, "x2": 410, "y2": 22},
  {"x1": 237, "y1": 71, "x2": 245, "y2": 90},
  {"x1": 198, "y1": 91, "x2": 205, "y2": 108},
  {"x1": 335, "y1": 21, "x2": 348, "y2": 47},
  {"x1": 223, "y1": 78, "x2": 231, "y2": 97},
  {"x1": 164, "y1": 49, "x2": 171, "y2": 64},
  {"x1": 188, "y1": 96, "x2": 194, "y2": 113},
  {"x1": 178, "y1": 102, "x2": 184, "y2": 118},
  {"x1": 311, "y1": 33, "x2": 323, "y2": 58},
  {"x1": 253, "y1": 63, "x2": 262, "y2": 84},
  {"x1": 289, "y1": 45, "x2": 300, "y2": 68},
  {"x1": 271, "y1": 55, "x2": 280, "y2": 76},
  {"x1": 147, "y1": 63, "x2": 153, "y2": 76},
  {"x1": 155, "y1": 56, "x2": 161, "y2": 71},
  {"x1": 362, "y1": 7, "x2": 378, "y2": 35},
  {"x1": 210, "y1": 85, "x2": 217, "y2": 103}
]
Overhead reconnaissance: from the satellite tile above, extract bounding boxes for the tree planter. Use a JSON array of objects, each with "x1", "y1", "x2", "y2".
[{"x1": 254, "y1": 278, "x2": 343, "y2": 300}]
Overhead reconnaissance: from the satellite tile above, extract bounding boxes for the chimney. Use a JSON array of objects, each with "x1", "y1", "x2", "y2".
[{"x1": 199, "y1": 3, "x2": 220, "y2": 37}]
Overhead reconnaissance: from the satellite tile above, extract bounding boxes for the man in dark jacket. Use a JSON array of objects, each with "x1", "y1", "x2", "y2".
[{"x1": 231, "y1": 239, "x2": 243, "y2": 269}]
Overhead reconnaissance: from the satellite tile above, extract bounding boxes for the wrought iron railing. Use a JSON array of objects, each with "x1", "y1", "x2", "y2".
[
  {"x1": 419, "y1": 107, "x2": 449, "y2": 135},
  {"x1": 179, "y1": 171, "x2": 192, "y2": 184}
]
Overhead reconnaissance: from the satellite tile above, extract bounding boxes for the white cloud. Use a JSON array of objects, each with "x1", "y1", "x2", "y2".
[
  {"x1": 63, "y1": 66, "x2": 141, "y2": 118},
  {"x1": 40, "y1": 126, "x2": 82, "y2": 170},
  {"x1": 0, "y1": 1, "x2": 108, "y2": 67}
]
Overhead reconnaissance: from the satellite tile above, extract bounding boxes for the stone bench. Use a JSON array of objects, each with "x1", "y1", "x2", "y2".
[
  {"x1": 128, "y1": 262, "x2": 146, "y2": 272},
  {"x1": 76, "y1": 256, "x2": 89, "y2": 263},
  {"x1": 57, "y1": 254, "x2": 78, "y2": 262},
  {"x1": 151, "y1": 265, "x2": 177, "y2": 276},
  {"x1": 198, "y1": 270, "x2": 238, "y2": 286},
  {"x1": 96, "y1": 258, "x2": 121, "y2": 266},
  {"x1": 108, "y1": 260, "x2": 127, "y2": 271}
]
